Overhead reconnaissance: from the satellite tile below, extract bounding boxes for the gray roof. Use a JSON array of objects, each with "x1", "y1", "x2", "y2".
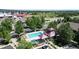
[
  {"x1": 1, "y1": 45, "x2": 14, "y2": 49},
  {"x1": 0, "y1": 38, "x2": 4, "y2": 41},
  {"x1": 63, "y1": 45, "x2": 78, "y2": 49},
  {"x1": 11, "y1": 32, "x2": 18, "y2": 36},
  {"x1": 69, "y1": 22, "x2": 79, "y2": 31},
  {"x1": 24, "y1": 28, "x2": 33, "y2": 32}
]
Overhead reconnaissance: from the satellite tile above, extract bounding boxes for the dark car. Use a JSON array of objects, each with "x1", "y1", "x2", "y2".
[
  {"x1": 0, "y1": 38, "x2": 5, "y2": 44},
  {"x1": 41, "y1": 46, "x2": 48, "y2": 49},
  {"x1": 38, "y1": 45, "x2": 49, "y2": 49},
  {"x1": 11, "y1": 33, "x2": 19, "y2": 38},
  {"x1": 24, "y1": 28, "x2": 33, "y2": 33}
]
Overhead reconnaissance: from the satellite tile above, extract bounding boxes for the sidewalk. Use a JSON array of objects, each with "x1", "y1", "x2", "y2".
[{"x1": 47, "y1": 40, "x2": 62, "y2": 49}]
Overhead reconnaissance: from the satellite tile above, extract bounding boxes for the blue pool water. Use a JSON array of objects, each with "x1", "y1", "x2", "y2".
[{"x1": 28, "y1": 32, "x2": 43, "y2": 38}]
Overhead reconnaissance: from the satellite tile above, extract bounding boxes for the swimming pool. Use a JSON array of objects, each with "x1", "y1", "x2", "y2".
[
  {"x1": 26, "y1": 31, "x2": 46, "y2": 41},
  {"x1": 25, "y1": 31, "x2": 55, "y2": 41},
  {"x1": 28, "y1": 32, "x2": 43, "y2": 38}
]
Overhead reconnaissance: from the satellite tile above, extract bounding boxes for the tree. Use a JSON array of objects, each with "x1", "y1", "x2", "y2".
[
  {"x1": 41, "y1": 16, "x2": 45, "y2": 24},
  {"x1": 1, "y1": 18, "x2": 13, "y2": 32},
  {"x1": 48, "y1": 21, "x2": 58, "y2": 29},
  {"x1": 63, "y1": 16, "x2": 72, "y2": 22},
  {"x1": 0, "y1": 18, "x2": 12, "y2": 44},
  {"x1": 17, "y1": 39, "x2": 33, "y2": 49},
  {"x1": 25, "y1": 16, "x2": 45, "y2": 31},
  {"x1": 37, "y1": 16, "x2": 45, "y2": 28},
  {"x1": 15, "y1": 21, "x2": 24, "y2": 34},
  {"x1": 0, "y1": 26, "x2": 11, "y2": 44},
  {"x1": 73, "y1": 31, "x2": 79, "y2": 44},
  {"x1": 26, "y1": 17, "x2": 36, "y2": 30},
  {"x1": 71, "y1": 17, "x2": 79, "y2": 23},
  {"x1": 58, "y1": 23, "x2": 75, "y2": 43},
  {"x1": 36, "y1": 17, "x2": 43, "y2": 28},
  {"x1": 3, "y1": 30, "x2": 11, "y2": 43}
]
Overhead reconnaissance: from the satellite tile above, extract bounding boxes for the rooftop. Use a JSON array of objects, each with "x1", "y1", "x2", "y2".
[{"x1": 69, "y1": 22, "x2": 79, "y2": 31}]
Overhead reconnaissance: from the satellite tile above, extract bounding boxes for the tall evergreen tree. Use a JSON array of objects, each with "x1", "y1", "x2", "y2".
[
  {"x1": 1, "y1": 18, "x2": 12, "y2": 32},
  {"x1": 0, "y1": 26, "x2": 11, "y2": 44},
  {"x1": 15, "y1": 21, "x2": 24, "y2": 34}
]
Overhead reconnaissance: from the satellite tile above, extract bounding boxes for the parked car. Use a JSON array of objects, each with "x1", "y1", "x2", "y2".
[
  {"x1": 10, "y1": 32, "x2": 19, "y2": 38},
  {"x1": 38, "y1": 45, "x2": 49, "y2": 49},
  {"x1": 24, "y1": 28, "x2": 33, "y2": 33},
  {"x1": 0, "y1": 38, "x2": 5, "y2": 45}
]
